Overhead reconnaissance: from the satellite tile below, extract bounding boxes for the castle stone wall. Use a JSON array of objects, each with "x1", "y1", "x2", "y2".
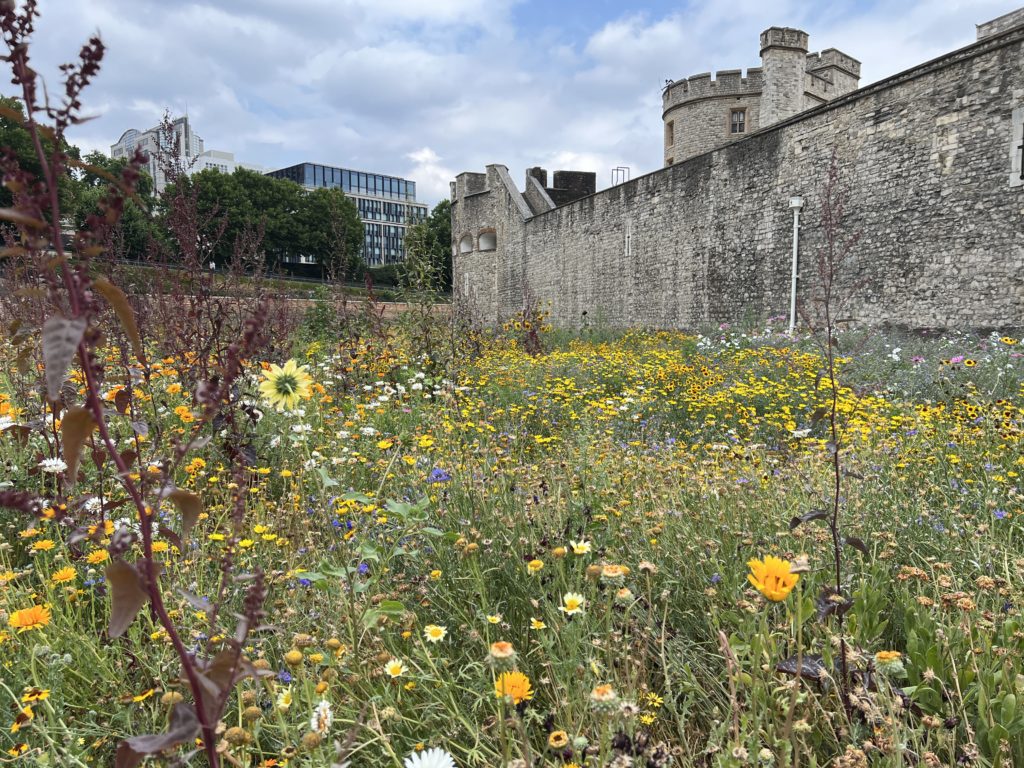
[{"x1": 453, "y1": 25, "x2": 1024, "y2": 330}]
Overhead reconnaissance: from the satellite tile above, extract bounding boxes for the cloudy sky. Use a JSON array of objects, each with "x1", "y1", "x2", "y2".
[{"x1": 7, "y1": 0, "x2": 1021, "y2": 205}]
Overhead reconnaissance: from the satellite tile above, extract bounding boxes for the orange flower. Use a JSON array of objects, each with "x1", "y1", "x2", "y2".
[
  {"x1": 494, "y1": 671, "x2": 533, "y2": 704},
  {"x1": 8, "y1": 605, "x2": 51, "y2": 632},
  {"x1": 747, "y1": 555, "x2": 799, "y2": 601}
]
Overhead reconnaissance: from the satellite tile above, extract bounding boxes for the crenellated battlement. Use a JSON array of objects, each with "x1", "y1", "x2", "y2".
[
  {"x1": 663, "y1": 68, "x2": 763, "y2": 109},
  {"x1": 807, "y1": 48, "x2": 862, "y2": 78},
  {"x1": 759, "y1": 27, "x2": 809, "y2": 54}
]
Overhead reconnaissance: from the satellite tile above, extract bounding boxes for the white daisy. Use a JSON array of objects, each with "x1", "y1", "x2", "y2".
[
  {"x1": 38, "y1": 457, "x2": 68, "y2": 474},
  {"x1": 403, "y1": 747, "x2": 456, "y2": 768},
  {"x1": 310, "y1": 699, "x2": 333, "y2": 734}
]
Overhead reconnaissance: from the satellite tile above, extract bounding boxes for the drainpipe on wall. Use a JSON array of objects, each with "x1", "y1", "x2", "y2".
[{"x1": 788, "y1": 196, "x2": 804, "y2": 333}]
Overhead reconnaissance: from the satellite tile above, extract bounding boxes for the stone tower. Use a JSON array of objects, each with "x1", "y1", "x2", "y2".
[
  {"x1": 661, "y1": 25, "x2": 860, "y2": 165},
  {"x1": 759, "y1": 27, "x2": 809, "y2": 126}
]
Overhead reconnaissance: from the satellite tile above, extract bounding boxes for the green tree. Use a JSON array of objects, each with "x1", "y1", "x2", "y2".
[
  {"x1": 72, "y1": 150, "x2": 157, "y2": 260},
  {"x1": 297, "y1": 187, "x2": 364, "y2": 279},
  {"x1": 402, "y1": 199, "x2": 451, "y2": 292},
  {"x1": 0, "y1": 95, "x2": 79, "y2": 212},
  {"x1": 165, "y1": 168, "x2": 363, "y2": 275}
]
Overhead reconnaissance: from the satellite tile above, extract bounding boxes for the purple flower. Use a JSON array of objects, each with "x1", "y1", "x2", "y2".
[
  {"x1": 710, "y1": 573, "x2": 722, "y2": 584},
  {"x1": 994, "y1": 509, "x2": 1008, "y2": 520},
  {"x1": 429, "y1": 468, "x2": 452, "y2": 484}
]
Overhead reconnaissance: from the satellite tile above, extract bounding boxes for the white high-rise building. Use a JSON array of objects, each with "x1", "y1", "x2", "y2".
[
  {"x1": 110, "y1": 116, "x2": 203, "y2": 193},
  {"x1": 110, "y1": 116, "x2": 262, "y2": 192}
]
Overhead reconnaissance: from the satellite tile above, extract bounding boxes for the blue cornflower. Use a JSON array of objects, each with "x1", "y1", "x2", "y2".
[{"x1": 429, "y1": 468, "x2": 452, "y2": 484}]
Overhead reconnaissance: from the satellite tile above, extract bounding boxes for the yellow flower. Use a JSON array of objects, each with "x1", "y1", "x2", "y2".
[
  {"x1": 8, "y1": 605, "x2": 51, "y2": 632},
  {"x1": 494, "y1": 671, "x2": 533, "y2": 704},
  {"x1": 423, "y1": 625, "x2": 447, "y2": 643},
  {"x1": 10, "y1": 705, "x2": 33, "y2": 733},
  {"x1": 746, "y1": 555, "x2": 799, "y2": 601},
  {"x1": 486, "y1": 614, "x2": 501, "y2": 624},
  {"x1": 31, "y1": 539, "x2": 55, "y2": 552},
  {"x1": 50, "y1": 567, "x2": 76, "y2": 584},
  {"x1": 527, "y1": 559, "x2": 544, "y2": 574},
  {"x1": 20, "y1": 688, "x2": 49, "y2": 703},
  {"x1": 258, "y1": 359, "x2": 313, "y2": 412},
  {"x1": 548, "y1": 730, "x2": 569, "y2": 749},
  {"x1": 384, "y1": 658, "x2": 408, "y2": 678},
  {"x1": 530, "y1": 618, "x2": 546, "y2": 630},
  {"x1": 86, "y1": 549, "x2": 109, "y2": 565},
  {"x1": 559, "y1": 592, "x2": 586, "y2": 615},
  {"x1": 570, "y1": 540, "x2": 591, "y2": 555}
]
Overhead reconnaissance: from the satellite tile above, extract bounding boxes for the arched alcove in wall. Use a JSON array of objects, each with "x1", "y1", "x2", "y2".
[
  {"x1": 458, "y1": 234, "x2": 474, "y2": 254},
  {"x1": 478, "y1": 230, "x2": 497, "y2": 251}
]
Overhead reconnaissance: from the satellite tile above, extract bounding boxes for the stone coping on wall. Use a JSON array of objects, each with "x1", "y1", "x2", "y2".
[{"x1": 544, "y1": 19, "x2": 1024, "y2": 220}]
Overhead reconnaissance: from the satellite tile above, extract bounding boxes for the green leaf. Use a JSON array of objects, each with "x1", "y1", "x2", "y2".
[
  {"x1": 61, "y1": 406, "x2": 96, "y2": 487},
  {"x1": 1002, "y1": 693, "x2": 1017, "y2": 727},
  {"x1": 105, "y1": 560, "x2": 148, "y2": 638},
  {"x1": 42, "y1": 315, "x2": 86, "y2": 401},
  {"x1": 378, "y1": 600, "x2": 405, "y2": 616},
  {"x1": 316, "y1": 466, "x2": 338, "y2": 488},
  {"x1": 342, "y1": 491, "x2": 373, "y2": 504}
]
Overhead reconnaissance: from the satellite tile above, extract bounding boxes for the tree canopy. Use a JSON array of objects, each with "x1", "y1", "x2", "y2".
[
  {"x1": 164, "y1": 168, "x2": 364, "y2": 276},
  {"x1": 402, "y1": 199, "x2": 452, "y2": 293},
  {"x1": 2, "y1": 96, "x2": 364, "y2": 275}
]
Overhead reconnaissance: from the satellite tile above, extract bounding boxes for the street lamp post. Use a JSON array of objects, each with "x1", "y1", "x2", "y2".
[{"x1": 788, "y1": 196, "x2": 804, "y2": 334}]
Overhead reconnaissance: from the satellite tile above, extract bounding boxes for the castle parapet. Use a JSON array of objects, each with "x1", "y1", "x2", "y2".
[
  {"x1": 453, "y1": 171, "x2": 487, "y2": 200},
  {"x1": 662, "y1": 68, "x2": 763, "y2": 111},
  {"x1": 811, "y1": 48, "x2": 861, "y2": 78}
]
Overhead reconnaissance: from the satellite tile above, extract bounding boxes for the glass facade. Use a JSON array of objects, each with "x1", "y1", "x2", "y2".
[{"x1": 266, "y1": 162, "x2": 427, "y2": 265}]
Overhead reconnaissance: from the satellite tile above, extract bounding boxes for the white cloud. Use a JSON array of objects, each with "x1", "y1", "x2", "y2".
[
  {"x1": 405, "y1": 147, "x2": 455, "y2": 205},
  {"x1": 2, "y1": 0, "x2": 1020, "y2": 207}
]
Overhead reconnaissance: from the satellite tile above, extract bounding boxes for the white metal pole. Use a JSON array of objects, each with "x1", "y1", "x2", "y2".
[{"x1": 789, "y1": 205, "x2": 800, "y2": 333}]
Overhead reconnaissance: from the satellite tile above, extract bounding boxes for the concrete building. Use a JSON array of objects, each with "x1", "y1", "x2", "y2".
[
  {"x1": 110, "y1": 117, "x2": 262, "y2": 192},
  {"x1": 192, "y1": 149, "x2": 265, "y2": 176},
  {"x1": 266, "y1": 162, "x2": 428, "y2": 266},
  {"x1": 111, "y1": 115, "x2": 204, "y2": 193},
  {"x1": 662, "y1": 28, "x2": 861, "y2": 165},
  {"x1": 452, "y1": 9, "x2": 1024, "y2": 331}
]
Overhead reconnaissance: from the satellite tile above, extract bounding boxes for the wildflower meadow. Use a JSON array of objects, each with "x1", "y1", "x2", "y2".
[{"x1": 2, "y1": 4, "x2": 1024, "y2": 767}]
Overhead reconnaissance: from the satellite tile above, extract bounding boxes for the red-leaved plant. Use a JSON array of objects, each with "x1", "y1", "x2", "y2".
[{"x1": 0, "y1": 3, "x2": 273, "y2": 765}]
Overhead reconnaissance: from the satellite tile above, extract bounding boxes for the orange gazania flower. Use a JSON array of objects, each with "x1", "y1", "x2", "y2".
[
  {"x1": 8, "y1": 605, "x2": 51, "y2": 632},
  {"x1": 747, "y1": 555, "x2": 799, "y2": 601}
]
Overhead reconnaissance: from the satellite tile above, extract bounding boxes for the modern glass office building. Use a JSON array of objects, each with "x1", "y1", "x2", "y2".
[{"x1": 266, "y1": 162, "x2": 428, "y2": 266}]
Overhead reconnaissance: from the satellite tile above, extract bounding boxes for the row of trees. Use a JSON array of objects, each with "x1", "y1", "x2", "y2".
[{"x1": 2, "y1": 95, "x2": 455, "y2": 289}]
